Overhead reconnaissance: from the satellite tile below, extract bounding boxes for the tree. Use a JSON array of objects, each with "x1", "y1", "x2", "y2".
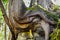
[{"x1": 0, "y1": 0, "x2": 60, "y2": 40}]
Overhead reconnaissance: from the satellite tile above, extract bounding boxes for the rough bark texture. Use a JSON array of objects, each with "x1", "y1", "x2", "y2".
[{"x1": 0, "y1": 0, "x2": 55, "y2": 40}]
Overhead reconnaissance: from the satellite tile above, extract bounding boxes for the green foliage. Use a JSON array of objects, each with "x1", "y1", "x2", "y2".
[
  {"x1": 50, "y1": 29, "x2": 60, "y2": 40},
  {"x1": 50, "y1": 5, "x2": 60, "y2": 40},
  {"x1": 46, "y1": 12, "x2": 59, "y2": 22},
  {"x1": 2, "y1": 0, "x2": 8, "y2": 9},
  {"x1": 0, "y1": 0, "x2": 8, "y2": 27},
  {"x1": 0, "y1": 9, "x2": 4, "y2": 27},
  {"x1": 0, "y1": 30, "x2": 4, "y2": 40},
  {"x1": 50, "y1": 20, "x2": 60, "y2": 40},
  {"x1": 0, "y1": 0, "x2": 8, "y2": 40},
  {"x1": 52, "y1": 5, "x2": 60, "y2": 11},
  {"x1": 2, "y1": 0, "x2": 8, "y2": 5},
  {"x1": 27, "y1": 5, "x2": 39, "y2": 11},
  {"x1": 0, "y1": 9, "x2": 4, "y2": 40}
]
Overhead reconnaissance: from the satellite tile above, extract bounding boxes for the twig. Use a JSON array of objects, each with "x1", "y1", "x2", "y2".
[{"x1": 0, "y1": 0, "x2": 14, "y2": 35}]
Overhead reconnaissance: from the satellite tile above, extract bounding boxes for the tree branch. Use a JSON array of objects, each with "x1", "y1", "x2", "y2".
[
  {"x1": 0, "y1": 0, "x2": 9, "y2": 25},
  {"x1": 0, "y1": 0, "x2": 14, "y2": 34}
]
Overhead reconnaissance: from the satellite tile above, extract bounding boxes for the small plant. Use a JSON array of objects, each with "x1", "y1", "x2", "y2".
[{"x1": 50, "y1": 19, "x2": 60, "y2": 40}]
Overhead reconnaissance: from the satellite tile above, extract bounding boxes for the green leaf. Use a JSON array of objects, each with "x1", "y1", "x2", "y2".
[{"x1": 0, "y1": 9, "x2": 2, "y2": 16}]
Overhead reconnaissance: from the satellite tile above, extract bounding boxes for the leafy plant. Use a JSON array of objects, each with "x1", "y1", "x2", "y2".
[{"x1": 50, "y1": 19, "x2": 60, "y2": 40}]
